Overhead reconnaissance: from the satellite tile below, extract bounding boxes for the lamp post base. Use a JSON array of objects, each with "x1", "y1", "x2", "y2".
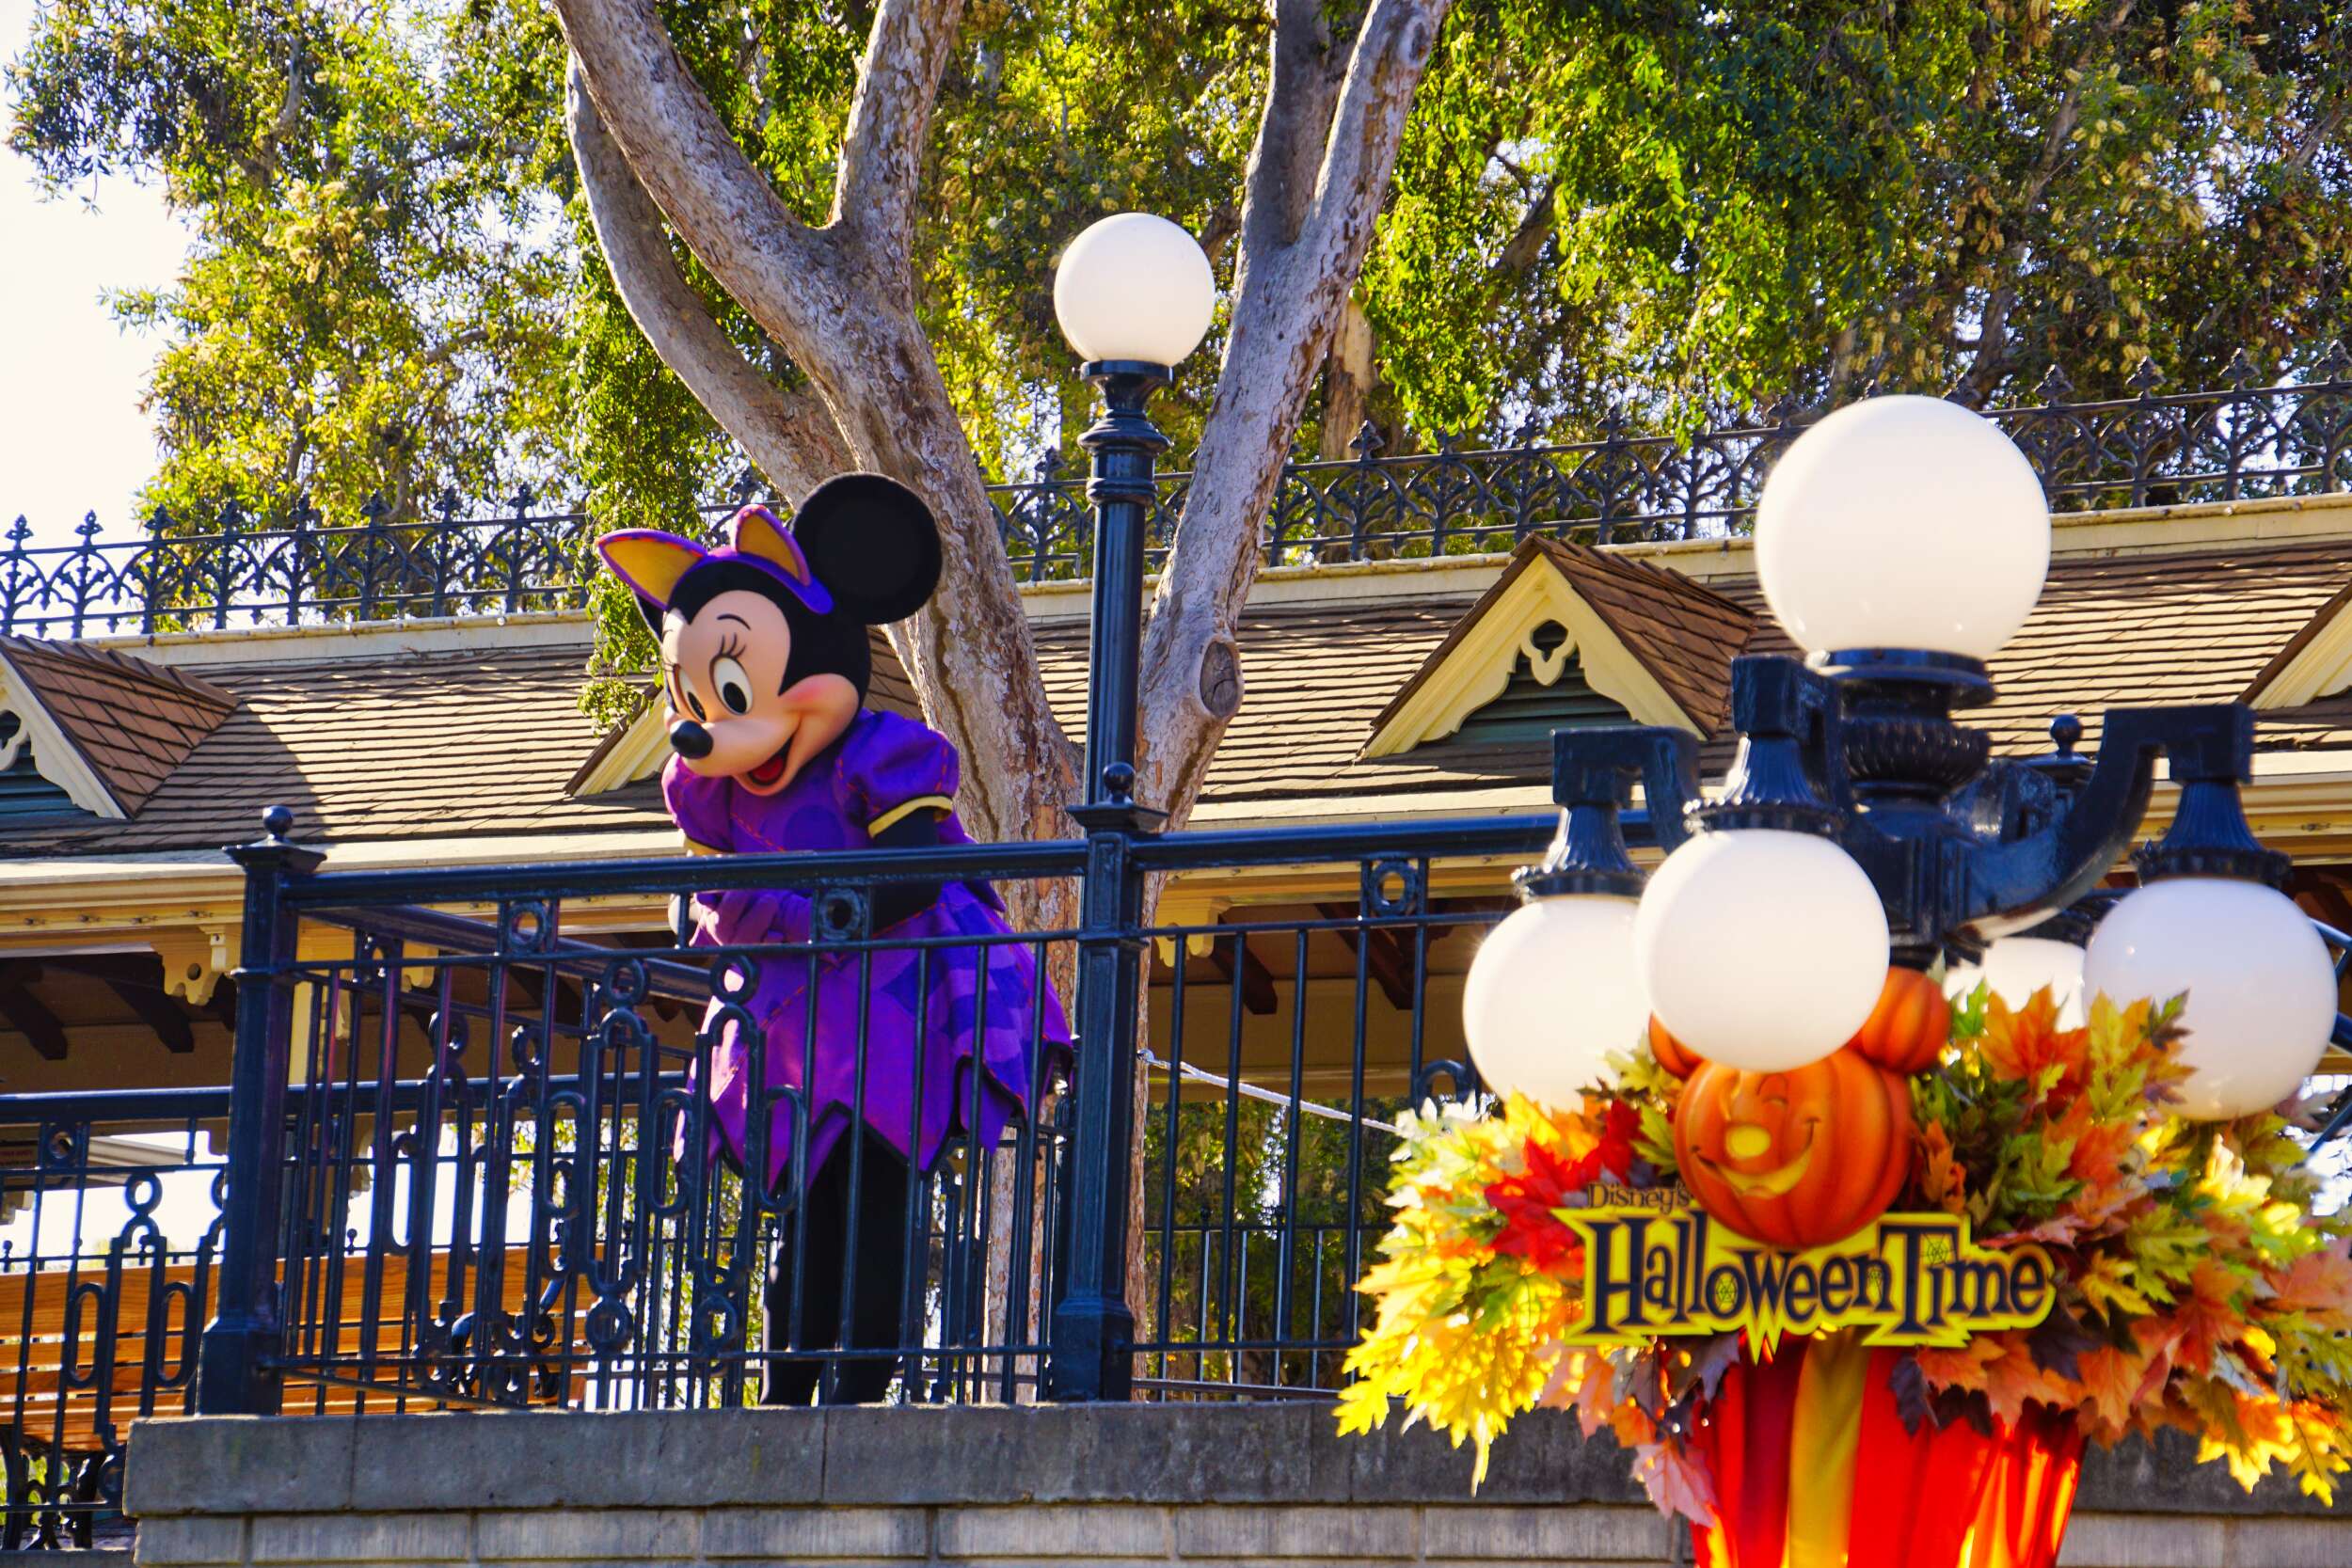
[{"x1": 1045, "y1": 1296, "x2": 1136, "y2": 1402}]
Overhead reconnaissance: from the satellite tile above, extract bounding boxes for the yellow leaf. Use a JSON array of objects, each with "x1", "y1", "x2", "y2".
[{"x1": 2081, "y1": 1253, "x2": 2155, "y2": 1320}]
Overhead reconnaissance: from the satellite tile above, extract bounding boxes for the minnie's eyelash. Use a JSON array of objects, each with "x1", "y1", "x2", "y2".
[{"x1": 715, "y1": 635, "x2": 747, "y2": 661}]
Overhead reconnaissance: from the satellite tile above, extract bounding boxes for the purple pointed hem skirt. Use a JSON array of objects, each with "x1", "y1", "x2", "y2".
[{"x1": 680, "y1": 884, "x2": 1071, "y2": 1188}]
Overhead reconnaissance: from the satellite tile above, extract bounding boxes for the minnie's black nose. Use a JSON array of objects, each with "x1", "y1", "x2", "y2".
[{"x1": 668, "y1": 719, "x2": 713, "y2": 760}]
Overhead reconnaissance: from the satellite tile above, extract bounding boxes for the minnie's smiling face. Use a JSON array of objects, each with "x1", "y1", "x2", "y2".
[
  {"x1": 661, "y1": 588, "x2": 859, "y2": 796},
  {"x1": 596, "y1": 476, "x2": 944, "y2": 798}
]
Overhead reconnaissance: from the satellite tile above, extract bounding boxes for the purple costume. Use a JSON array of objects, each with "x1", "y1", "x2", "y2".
[{"x1": 666, "y1": 708, "x2": 1071, "y2": 1184}]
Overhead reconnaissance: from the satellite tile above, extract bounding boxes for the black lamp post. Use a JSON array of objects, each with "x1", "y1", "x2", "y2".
[
  {"x1": 196, "y1": 804, "x2": 319, "y2": 1413},
  {"x1": 1042, "y1": 214, "x2": 1216, "y2": 1402},
  {"x1": 1466, "y1": 396, "x2": 2348, "y2": 1125}
]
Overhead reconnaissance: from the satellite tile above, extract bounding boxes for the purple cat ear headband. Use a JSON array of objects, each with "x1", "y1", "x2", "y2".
[{"x1": 596, "y1": 504, "x2": 835, "y2": 617}]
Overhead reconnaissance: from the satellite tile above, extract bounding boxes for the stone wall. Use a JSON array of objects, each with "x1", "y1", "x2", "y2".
[{"x1": 124, "y1": 1404, "x2": 2345, "y2": 1568}]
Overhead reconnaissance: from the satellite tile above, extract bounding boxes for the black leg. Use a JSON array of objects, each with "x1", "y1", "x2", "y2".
[
  {"x1": 762, "y1": 1148, "x2": 845, "y2": 1407},
  {"x1": 830, "y1": 1135, "x2": 913, "y2": 1405},
  {"x1": 763, "y1": 1132, "x2": 914, "y2": 1406}
]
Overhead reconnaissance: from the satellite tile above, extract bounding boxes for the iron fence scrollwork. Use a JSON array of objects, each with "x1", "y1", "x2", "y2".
[{"x1": 6, "y1": 357, "x2": 2350, "y2": 639}]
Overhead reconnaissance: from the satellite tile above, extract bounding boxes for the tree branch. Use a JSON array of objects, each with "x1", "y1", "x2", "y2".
[
  {"x1": 2284, "y1": 97, "x2": 2346, "y2": 178},
  {"x1": 1295, "y1": 0, "x2": 1447, "y2": 277},
  {"x1": 1236, "y1": 0, "x2": 1348, "y2": 271},
  {"x1": 832, "y1": 0, "x2": 967, "y2": 262},
  {"x1": 568, "y1": 57, "x2": 849, "y2": 499},
  {"x1": 1492, "y1": 174, "x2": 1559, "y2": 280},
  {"x1": 554, "y1": 0, "x2": 1072, "y2": 853},
  {"x1": 552, "y1": 0, "x2": 834, "y2": 361},
  {"x1": 1137, "y1": 0, "x2": 1453, "y2": 821}
]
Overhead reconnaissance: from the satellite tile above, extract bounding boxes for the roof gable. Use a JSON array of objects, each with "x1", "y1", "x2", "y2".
[
  {"x1": 1361, "y1": 537, "x2": 1754, "y2": 759},
  {"x1": 2243, "y1": 573, "x2": 2352, "y2": 710},
  {"x1": 0, "y1": 638, "x2": 238, "y2": 818}
]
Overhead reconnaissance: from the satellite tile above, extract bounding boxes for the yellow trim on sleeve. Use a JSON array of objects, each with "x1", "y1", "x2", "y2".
[
  {"x1": 682, "y1": 835, "x2": 723, "y2": 857},
  {"x1": 867, "y1": 795, "x2": 954, "y2": 835}
]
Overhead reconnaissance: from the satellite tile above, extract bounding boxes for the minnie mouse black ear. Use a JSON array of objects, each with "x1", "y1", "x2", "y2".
[{"x1": 789, "y1": 473, "x2": 944, "y2": 626}]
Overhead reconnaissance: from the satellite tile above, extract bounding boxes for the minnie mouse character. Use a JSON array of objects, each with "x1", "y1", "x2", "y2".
[{"x1": 596, "y1": 475, "x2": 1070, "y2": 1404}]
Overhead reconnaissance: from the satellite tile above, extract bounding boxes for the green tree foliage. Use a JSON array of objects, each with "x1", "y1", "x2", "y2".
[
  {"x1": 9, "y1": 1, "x2": 574, "y2": 524},
  {"x1": 12, "y1": 0, "x2": 2348, "y2": 524},
  {"x1": 1369, "y1": 0, "x2": 2352, "y2": 435}
]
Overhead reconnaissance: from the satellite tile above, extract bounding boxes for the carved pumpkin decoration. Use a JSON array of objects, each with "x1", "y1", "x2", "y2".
[
  {"x1": 1843, "y1": 966, "x2": 1950, "y2": 1074},
  {"x1": 1646, "y1": 1015, "x2": 1707, "y2": 1079},
  {"x1": 1672, "y1": 1049, "x2": 1915, "y2": 1249}
]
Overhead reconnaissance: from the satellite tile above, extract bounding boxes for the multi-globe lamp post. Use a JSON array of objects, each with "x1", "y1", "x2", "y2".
[
  {"x1": 1043, "y1": 212, "x2": 1216, "y2": 1402},
  {"x1": 1466, "y1": 395, "x2": 2345, "y2": 1122}
]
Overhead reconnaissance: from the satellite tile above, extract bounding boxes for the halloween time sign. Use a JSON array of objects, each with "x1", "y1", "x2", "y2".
[{"x1": 1557, "y1": 1185, "x2": 2057, "y2": 1351}]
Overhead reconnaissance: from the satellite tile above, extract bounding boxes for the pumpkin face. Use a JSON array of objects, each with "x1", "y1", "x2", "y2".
[
  {"x1": 1843, "y1": 966, "x2": 1950, "y2": 1074},
  {"x1": 1672, "y1": 1048, "x2": 1915, "y2": 1249},
  {"x1": 1646, "y1": 1015, "x2": 1707, "y2": 1079}
]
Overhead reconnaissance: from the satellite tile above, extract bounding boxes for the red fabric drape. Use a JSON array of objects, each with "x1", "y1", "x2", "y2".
[{"x1": 1688, "y1": 1339, "x2": 2083, "y2": 1568}]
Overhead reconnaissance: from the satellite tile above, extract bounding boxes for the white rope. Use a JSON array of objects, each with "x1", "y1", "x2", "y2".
[{"x1": 1136, "y1": 1047, "x2": 1403, "y2": 1136}]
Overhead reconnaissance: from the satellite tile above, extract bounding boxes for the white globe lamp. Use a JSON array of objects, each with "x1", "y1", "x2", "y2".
[
  {"x1": 1463, "y1": 895, "x2": 1649, "y2": 1108},
  {"x1": 1053, "y1": 214, "x2": 1217, "y2": 367},
  {"x1": 1980, "y1": 934, "x2": 2088, "y2": 1028},
  {"x1": 1633, "y1": 829, "x2": 1891, "y2": 1071},
  {"x1": 2083, "y1": 877, "x2": 2339, "y2": 1119},
  {"x1": 1756, "y1": 396, "x2": 2050, "y2": 660}
]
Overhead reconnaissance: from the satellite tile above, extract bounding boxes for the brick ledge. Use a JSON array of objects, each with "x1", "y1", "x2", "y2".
[{"x1": 123, "y1": 1405, "x2": 2338, "y2": 1522}]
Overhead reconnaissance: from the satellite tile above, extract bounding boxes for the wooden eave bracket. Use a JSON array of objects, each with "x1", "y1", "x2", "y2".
[{"x1": 151, "y1": 925, "x2": 237, "y2": 1006}]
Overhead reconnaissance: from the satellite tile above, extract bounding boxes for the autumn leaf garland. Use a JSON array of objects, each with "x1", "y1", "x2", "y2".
[{"x1": 1339, "y1": 986, "x2": 2352, "y2": 1513}]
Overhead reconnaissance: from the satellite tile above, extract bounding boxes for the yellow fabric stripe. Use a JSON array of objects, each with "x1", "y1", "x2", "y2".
[
  {"x1": 866, "y1": 795, "x2": 954, "y2": 836},
  {"x1": 681, "y1": 835, "x2": 723, "y2": 857},
  {"x1": 1783, "y1": 1332, "x2": 1868, "y2": 1568}
]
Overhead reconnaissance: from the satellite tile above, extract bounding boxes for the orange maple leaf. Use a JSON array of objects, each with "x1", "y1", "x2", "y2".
[
  {"x1": 2171, "y1": 1260, "x2": 2251, "y2": 1377},
  {"x1": 2059, "y1": 1101, "x2": 2135, "y2": 1192},
  {"x1": 2267, "y1": 1243, "x2": 2352, "y2": 1331},
  {"x1": 2131, "y1": 1315, "x2": 2184, "y2": 1389},
  {"x1": 1979, "y1": 990, "x2": 2089, "y2": 1100},
  {"x1": 1568, "y1": 1354, "x2": 1620, "y2": 1438},
  {"x1": 2074, "y1": 1343, "x2": 2157, "y2": 1440},
  {"x1": 1634, "y1": 1440, "x2": 1718, "y2": 1527},
  {"x1": 1915, "y1": 1336, "x2": 2004, "y2": 1395},
  {"x1": 1607, "y1": 1392, "x2": 1660, "y2": 1452},
  {"x1": 1981, "y1": 1337, "x2": 2081, "y2": 1427},
  {"x1": 1919, "y1": 1120, "x2": 1968, "y2": 1213}
]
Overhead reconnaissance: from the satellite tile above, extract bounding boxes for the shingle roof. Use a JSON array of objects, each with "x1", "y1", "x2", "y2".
[
  {"x1": 1051, "y1": 539, "x2": 2352, "y2": 811},
  {"x1": 9, "y1": 641, "x2": 622, "y2": 852},
  {"x1": 0, "y1": 638, "x2": 239, "y2": 816},
  {"x1": 1, "y1": 627, "x2": 923, "y2": 855},
  {"x1": 1963, "y1": 540, "x2": 2352, "y2": 754},
  {"x1": 0, "y1": 532, "x2": 2344, "y2": 856}
]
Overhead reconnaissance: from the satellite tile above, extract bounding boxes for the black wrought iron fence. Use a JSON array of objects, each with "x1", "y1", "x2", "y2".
[
  {"x1": 8, "y1": 355, "x2": 2352, "y2": 637},
  {"x1": 0, "y1": 1087, "x2": 228, "y2": 1548},
  {"x1": 147, "y1": 813, "x2": 1546, "y2": 1421},
  {"x1": 257, "y1": 858, "x2": 1084, "y2": 1413}
]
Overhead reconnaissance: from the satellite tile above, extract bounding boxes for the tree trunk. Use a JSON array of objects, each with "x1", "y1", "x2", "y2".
[
  {"x1": 555, "y1": 0, "x2": 1073, "y2": 872},
  {"x1": 554, "y1": 0, "x2": 1458, "y2": 1399},
  {"x1": 1136, "y1": 0, "x2": 1454, "y2": 828},
  {"x1": 1316, "y1": 295, "x2": 1380, "y2": 461}
]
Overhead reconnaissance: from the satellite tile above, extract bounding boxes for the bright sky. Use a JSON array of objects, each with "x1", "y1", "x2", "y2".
[{"x1": 0, "y1": 2, "x2": 194, "y2": 549}]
